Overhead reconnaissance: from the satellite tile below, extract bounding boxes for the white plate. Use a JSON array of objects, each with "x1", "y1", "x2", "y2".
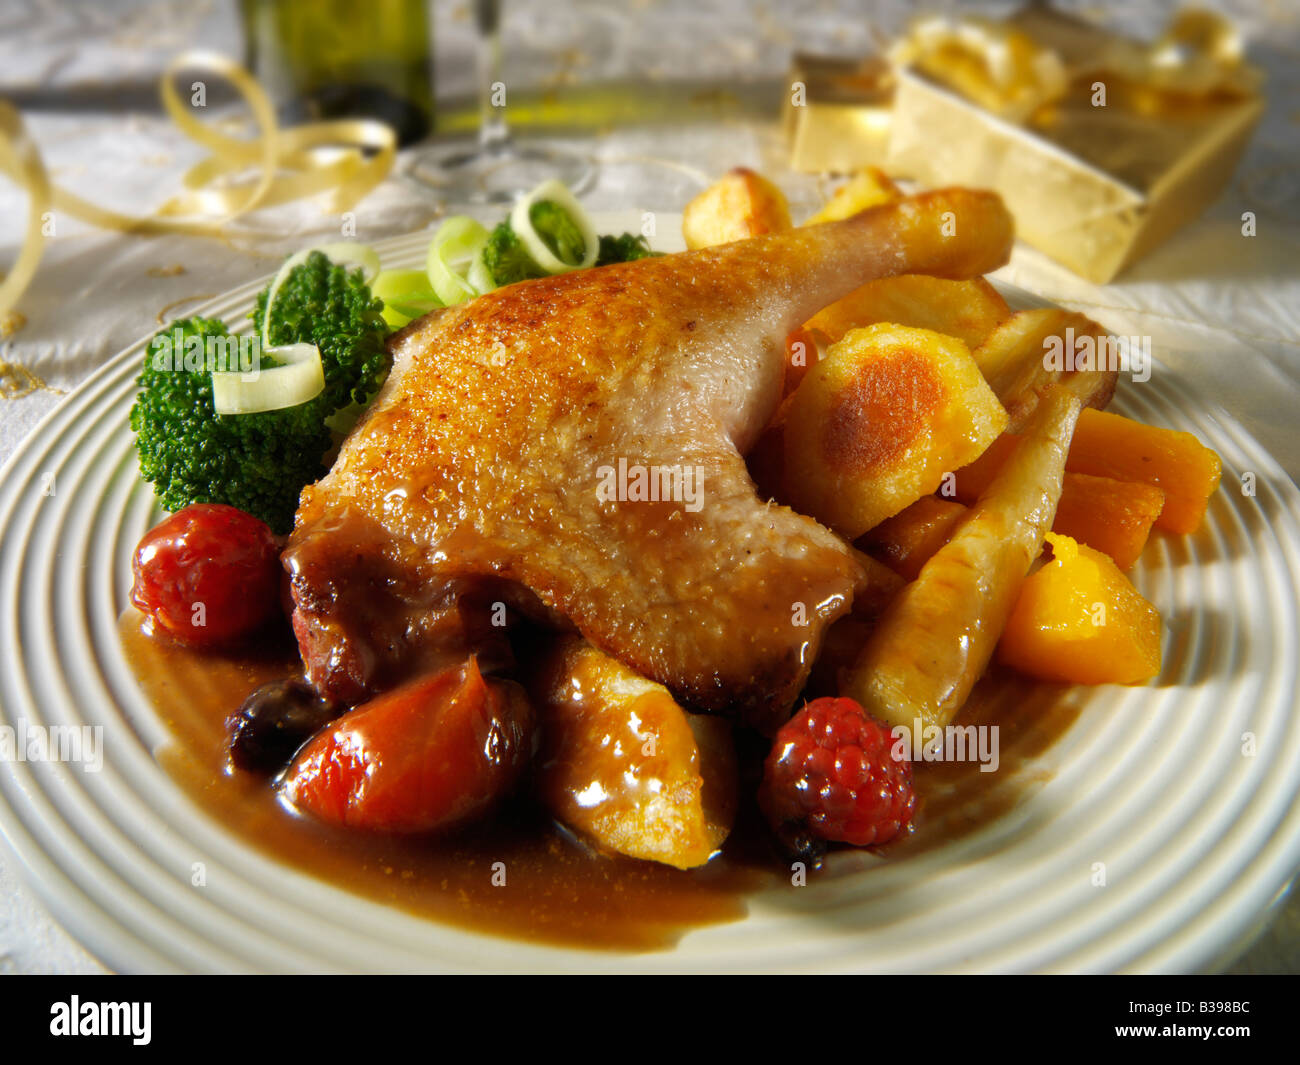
[{"x1": 1, "y1": 221, "x2": 1299, "y2": 973}]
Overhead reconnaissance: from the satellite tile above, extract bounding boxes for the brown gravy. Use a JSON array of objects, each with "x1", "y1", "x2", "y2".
[{"x1": 119, "y1": 610, "x2": 1082, "y2": 952}]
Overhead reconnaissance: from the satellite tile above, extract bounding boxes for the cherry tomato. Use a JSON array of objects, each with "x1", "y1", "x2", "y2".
[
  {"x1": 280, "y1": 657, "x2": 534, "y2": 833},
  {"x1": 131, "y1": 503, "x2": 282, "y2": 647}
]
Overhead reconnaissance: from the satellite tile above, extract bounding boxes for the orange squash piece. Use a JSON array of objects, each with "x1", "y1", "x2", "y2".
[
  {"x1": 1052, "y1": 473, "x2": 1164, "y2": 570},
  {"x1": 997, "y1": 533, "x2": 1162, "y2": 685},
  {"x1": 861, "y1": 496, "x2": 968, "y2": 580},
  {"x1": 1067, "y1": 408, "x2": 1221, "y2": 535}
]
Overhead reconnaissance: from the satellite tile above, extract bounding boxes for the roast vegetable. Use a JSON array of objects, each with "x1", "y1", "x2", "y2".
[
  {"x1": 480, "y1": 220, "x2": 548, "y2": 287},
  {"x1": 595, "y1": 232, "x2": 659, "y2": 266},
  {"x1": 844, "y1": 386, "x2": 1081, "y2": 730},
  {"x1": 508, "y1": 179, "x2": 599, "y2": 273},
  {"x1": 682, "y1": 167, "x2": 792, "y2": 249},
  {"x1": 782, "y1": 322, "x2": 1009, "y2": 539},
  {"x1": 998, "y1": 532, "x2": 1162, "y2": 685},
  {"x1": 426, "y1": 216, "x2": 492, "y2": 305},
  {"x1": 372, "y1": 268, "x2": 442, "y2": 329}
]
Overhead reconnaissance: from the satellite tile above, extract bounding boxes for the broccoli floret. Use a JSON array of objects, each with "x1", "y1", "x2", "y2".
[
  {"x1": 129, "y1": 254, "x2": 389, "y2": 534},
  {"x1": 482, "y1": 221, "x2": 548, "y2": 288},
  {"x1": 252, "y1": 251, "x2": 389, "y2": 411},
  {"x1": 596, "y1": 232, "x2": 661, "y2": 266},
  {"x1": 529, "y1": 200, "x2": 587, "y2": 265}
]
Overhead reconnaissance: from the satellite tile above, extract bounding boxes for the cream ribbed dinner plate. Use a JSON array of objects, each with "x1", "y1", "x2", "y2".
[{"x1": 1, "y1": 218, "x2": 1299, "y2": 973}]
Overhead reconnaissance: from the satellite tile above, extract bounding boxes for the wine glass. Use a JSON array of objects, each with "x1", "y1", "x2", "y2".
[{"x1": 408, "y1": 0, "x2": 593, "y2": 203}]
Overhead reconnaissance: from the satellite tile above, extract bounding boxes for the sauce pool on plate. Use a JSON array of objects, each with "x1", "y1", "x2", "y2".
[{"x1": 118, "y1": 609, "x2": 1081, "y2": 951}]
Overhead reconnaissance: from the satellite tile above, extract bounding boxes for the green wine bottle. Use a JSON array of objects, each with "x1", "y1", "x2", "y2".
[{"x1": 241, "y1": 0, "x2": 435, "y2": 146}]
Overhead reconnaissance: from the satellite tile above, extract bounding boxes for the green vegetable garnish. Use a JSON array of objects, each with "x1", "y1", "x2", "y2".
[
  {"x1": 481, "y1": 221, "x2": 548, "y2": 288},
  {"x1": 596, "y1": 232, "x2": 661, "y2": 266},
  {"x1": 528, "y1": 200, "x2": 587, "y2": 267},
  {"x1": 130, "y1": 252, "x2": 389, "y2": 533}
]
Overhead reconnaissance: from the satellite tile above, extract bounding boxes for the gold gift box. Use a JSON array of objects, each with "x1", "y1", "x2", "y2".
[
  {"x1": 885, "y1": 8, "x2": 1264, "y2": 283},
  {"x1": 783, "y1": 53, "x2": 896, "y2": 175}
]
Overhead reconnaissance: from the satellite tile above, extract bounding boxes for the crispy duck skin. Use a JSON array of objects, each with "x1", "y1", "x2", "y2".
[{"x1": 284, "y1": 189, "x2": 1014, "y2": 733}]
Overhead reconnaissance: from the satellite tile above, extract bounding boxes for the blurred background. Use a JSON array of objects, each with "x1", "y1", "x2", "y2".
[{"x1": 0, "y1": 0, "x2": 1297, "y2": 972}]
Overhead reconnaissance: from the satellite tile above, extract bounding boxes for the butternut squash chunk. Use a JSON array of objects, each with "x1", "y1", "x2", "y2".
[
  {"x1": 1068, "y1": 407, "x2": 1222, "y2": 534},
  {"x1": 997, "y1": 533, "x2": 1162, "y2": 685},
  {"x1": 1052, "y1": 473, "x2": 1164, "y2": 570}
]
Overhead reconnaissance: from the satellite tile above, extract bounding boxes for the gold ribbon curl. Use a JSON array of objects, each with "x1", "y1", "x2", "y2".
[
  {"x1": 891, "y1": 9, "x2": 1259, "y2": 124},
  {"x1": 0, "y1": 50, "x2": 397, "y2": 326}
]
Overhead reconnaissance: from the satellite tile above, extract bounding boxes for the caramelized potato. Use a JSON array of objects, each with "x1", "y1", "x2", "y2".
[
  {"x1": 972, "y1": 309, "x2": 1117, "y2": 430},
  {"x1": 532, "y1": 637, "x2": 736, "y2": 870},
  {"x1": 783, "y1": 323, "x2": 1009, "y2": 539},
  {"x1": 804, "y1": 167, "x2": 902, "y2": 225},
  {"x1": 681, "y1": 167, "x2": 793, "y2": 249},
  {"x1": 807, "y1": 275, "x2": 1012, "y2": 351},
  {"x1": 998, "y1": 532, "x2": 1162, "y2": 685},
  {"x1": 782, "y1": 325, "x2": 819, "y2": 398}
]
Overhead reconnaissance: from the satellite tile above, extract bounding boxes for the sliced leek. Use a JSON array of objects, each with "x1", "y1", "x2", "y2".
[
  {"x1": 224, "y1": 242, "x2": 375, "y2": 414},
  {"x1": 212, "y1": 342, "x2": 325, "y2": 415},
  {"x1": 426, "y1": 216, "x2": 490, "y2": 305},
  {"x1": 509, "y1": 179, "x2": 598, "y2": 273},
  {"x1": 466, "y1": 248, "x2": 497, "y2": 298},
  {"x1": 372, "y1": 268, "x2": 442, "y2": 329}
]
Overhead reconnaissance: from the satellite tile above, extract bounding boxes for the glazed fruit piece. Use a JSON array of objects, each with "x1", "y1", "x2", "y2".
[
  {"x1": 998, "y1": 532, "x2": 1162, "y2": 685},
  {"x1": 532, "y1": 636, "x2": 736, "y2": 870},
  {"x1": 130, "y1": 503, "x2": 282, "y2": 648},
  {"x1": 281, "y1": 656, "x2": 534, "y2": 833},
  {"x1": 759, "y1": 696, "x2": 916, "y2": 858},
  {"x1": 226, "y1": 678, "x2": 343, "y2": 774}
]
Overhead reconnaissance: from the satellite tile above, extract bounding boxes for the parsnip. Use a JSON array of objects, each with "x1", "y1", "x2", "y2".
[
  {"x1": 973, "y1": 309, "x2": 1116, "y2": 430},
  {"x1": 844, "y1": 386, "x2": 1081, "y2": 731}
]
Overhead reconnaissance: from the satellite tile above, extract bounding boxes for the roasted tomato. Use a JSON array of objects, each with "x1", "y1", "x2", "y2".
[
  {"x1": 280, "y1": 657, "x2": 535, "y2": 833},
  {"x1": 131, "y1": 503, "x2": 282, "y2": 647}
]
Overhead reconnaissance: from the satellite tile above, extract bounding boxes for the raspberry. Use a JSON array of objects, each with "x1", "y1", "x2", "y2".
[{"x1": 759, "y1": 696, "x2": 916, "y2": 853}]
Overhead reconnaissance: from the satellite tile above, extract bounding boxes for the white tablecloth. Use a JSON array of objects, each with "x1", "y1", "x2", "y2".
[{"x1": 1, "y1": 0, "x2": 1297, "y2": 974}]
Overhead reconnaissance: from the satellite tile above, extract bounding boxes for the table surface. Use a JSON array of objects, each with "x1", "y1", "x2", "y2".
[{"x1": 0, "y1": 0, "x2": 1297, "y2": 974}]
